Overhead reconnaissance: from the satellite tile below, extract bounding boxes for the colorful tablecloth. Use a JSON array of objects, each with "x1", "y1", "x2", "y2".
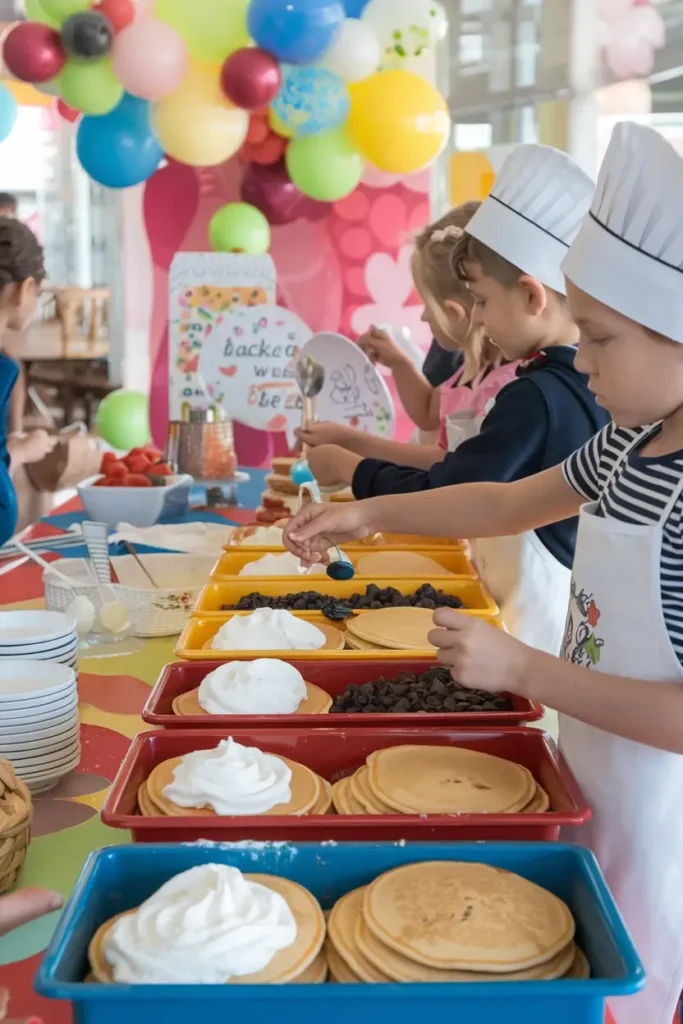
[{"x1": 0, "y1": 486, "x2": 260, "y2": 1023}]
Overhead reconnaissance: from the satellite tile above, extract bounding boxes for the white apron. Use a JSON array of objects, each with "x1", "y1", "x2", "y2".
[{"x1": 559, "y1": 433, "x2": 683, "y2": 1024}]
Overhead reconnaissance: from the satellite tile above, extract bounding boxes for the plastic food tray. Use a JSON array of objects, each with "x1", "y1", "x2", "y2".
[
  {"x1": 225, "y1": 530, "x2": 467, "y2": 552},
  {"x1": 194, "y1": 577, "x2": 499, "y2": 617},
  {"x1": 101, "y1": 727, "x2": 590, "y2": 843},
  {"x1": 35, "y1": 841, "x2": 644, "y2": 1024},
  {"x1": 143, "y1": 657, "x2": 543, "y2": 730},
  {"x1": 211, "y1": 548, "x2": 476, "y2": 580},
  {"x1": 175, "y1": 611, "x2": 504, "y2": 661}
]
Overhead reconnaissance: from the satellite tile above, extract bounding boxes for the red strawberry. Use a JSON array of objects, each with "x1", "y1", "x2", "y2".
[
  {"x1": 106, "y1": 461, "x2": 127, "y2": 479},
  {"x1": 125, "y1": 474, "x2": 153, "y2": 488}
]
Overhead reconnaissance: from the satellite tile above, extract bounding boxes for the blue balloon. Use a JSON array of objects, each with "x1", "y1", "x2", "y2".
[
  {"x1": 343, "y1": 0, "x2": 368, "y2": 13},
  {"x1": 272, "y1": 67, "x2": 349, "y2": 137},
  {"x1": 76, "y1": 93, "x2": 163, "y2": 190},
  {"x1": 0, "y1": 85, "x2": 17, "y2": 144},
  {"x1": 247, "y1": 0, "x2": 345, "y2": 65}
]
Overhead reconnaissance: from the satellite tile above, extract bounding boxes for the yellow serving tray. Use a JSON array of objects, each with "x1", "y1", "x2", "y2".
[
  {"x1": 211, "y1": 548, "x2": 476, "y2": 581},
  {"x1": 194, "y1": 577, "x2": 499, "y2": 618},
  {"x1": 225, "y1": 531, "x2": 467, "y2": 552},
  {"x1": 176, "y1": 609, "x2": 504, "y2": 662}
]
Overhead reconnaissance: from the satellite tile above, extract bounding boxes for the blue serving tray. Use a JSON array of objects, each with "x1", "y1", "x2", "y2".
[{"x1": 35, "y1": 842, "x2": 645, "y2": 1024}]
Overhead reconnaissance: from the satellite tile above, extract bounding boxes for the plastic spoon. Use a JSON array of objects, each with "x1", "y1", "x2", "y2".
[{"x1": 297, "y1": 482, "x2": 355, "y2": 581}]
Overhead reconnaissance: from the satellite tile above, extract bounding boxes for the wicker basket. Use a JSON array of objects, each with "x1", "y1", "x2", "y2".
[{"x1": 0, "y1": 760, "x2": 32, "y2": 894}]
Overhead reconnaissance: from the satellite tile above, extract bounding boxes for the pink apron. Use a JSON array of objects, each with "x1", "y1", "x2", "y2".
[{"x1": 438, "y1": 362, "x2": 520, "y2": 451}]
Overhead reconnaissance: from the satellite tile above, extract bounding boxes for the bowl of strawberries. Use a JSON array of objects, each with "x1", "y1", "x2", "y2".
[{"x1": 77, "y1": 446, "x2": 193, "y2": 528}]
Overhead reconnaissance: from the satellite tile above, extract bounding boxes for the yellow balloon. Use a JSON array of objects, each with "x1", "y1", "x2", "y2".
[
  {"x1": 348, "y1": 69, "x2": 450, "y2": 175},
  {"x1": 152, "y1": 61, "x2": 249, "y2": 167}
]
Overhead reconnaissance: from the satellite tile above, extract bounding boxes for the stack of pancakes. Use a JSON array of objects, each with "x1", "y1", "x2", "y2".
[
  {"x1": 137, "y1": 751, "x2": 333, "y2": 818},
  {"x1": 172, "y1": 681, "x2": 332, "y2": 717},
  {"x1": 331, "y1": 746, "x2": 549, "y2": 815},
  {"x1": 344, "y1": 607, "x2": 437, "y2": 652},
  {"x1": 88, "y1": 874, "x2": 328, "y2": 985},
  {"x1": 326, "y1": 862, "x2": 590, "y2": 984}
]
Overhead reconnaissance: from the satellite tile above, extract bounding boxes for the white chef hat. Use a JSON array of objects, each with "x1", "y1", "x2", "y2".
[
  {"x1": 562, "y1": 122, "x2": 683, "y2": 343},
  {"x1": 464, "y1": 143, "x2": 595, "y2": 295}
]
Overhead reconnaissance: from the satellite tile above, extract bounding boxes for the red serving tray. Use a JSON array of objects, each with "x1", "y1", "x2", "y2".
[
  {"x1": 101, "y1": 726, "x2": 590, "y2": 843},
  {"x1": 142, "y1": 658, "x2": 544, "y2": 729}
]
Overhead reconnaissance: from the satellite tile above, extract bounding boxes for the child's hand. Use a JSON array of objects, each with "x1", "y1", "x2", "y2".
[
  {"x1": 0, "y1": 887, "x2": 62, "y2": 937},
  {"x1": 9, "y1": 429, "x2": 58, "y2": 467},
  {"x1": 428, "y1": 608, "x2": 532, "y2": 696},
  {"x1": 295, "y1": 421, "x2": 356, "y2": 448},
  {"x1": 357, "y1": 326, "x2": 407, "y2": 370},
  {"x1": 284, "y1": 499, "x2": 377, "y2": 562},
  {"x1": 308, "y1": 445, "x2": 361, "y2": 487}
]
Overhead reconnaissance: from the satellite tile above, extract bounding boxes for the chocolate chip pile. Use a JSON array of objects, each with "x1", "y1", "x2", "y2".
[
  {"x1": 329, "y1": 666, "x2": 512, "y2": 715},
  {"x1": 227, "y1": 583, "x2": 465, "y2": 620}
]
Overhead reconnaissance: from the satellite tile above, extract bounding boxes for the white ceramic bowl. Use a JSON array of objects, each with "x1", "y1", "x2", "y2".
[
  {"x1": 0, "y1": 696, "x2": 78, "y2": 723},
  {"x1": 0, "y1": 722, "x2": 79, "y2": 751},
  {"x1": 0, "y1": 611, "x2": 76, "y2": 647},
  {"x1": 77, "y1": 474, "x2": 193, "y2": 529}
]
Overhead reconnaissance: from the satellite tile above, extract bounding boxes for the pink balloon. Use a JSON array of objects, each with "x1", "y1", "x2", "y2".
[{"x1": 112, "y1": 19, "x2": 188, "y2": 101}]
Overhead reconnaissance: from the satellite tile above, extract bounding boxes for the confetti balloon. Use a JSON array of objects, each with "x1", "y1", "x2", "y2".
[{"x1": 272, "y1": 67, "x2": 349, "y2": 136}]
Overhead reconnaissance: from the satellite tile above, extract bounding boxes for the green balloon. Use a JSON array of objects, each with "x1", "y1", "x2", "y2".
[
  {"x1": 209, "y1": 203, "x2": 271, "y2": 255},
  {"x1": 59, "y1": 59, "x2": 123, "y2": 116},
  {"x1": 40, "y1": 0, "x2": 90, "y2": 23},
  {"x1": 95, "y1": 390, "x2": 150, "y2": 451},
  {"x1": 23, "y1": 0, "x2": 60, "y2": 27},
  {"x1": 155, "y1": 0, "x2": 250, "y2": 64},
  {"x1": 286, "y1": 128, "x2": 364, "y2": 203}
]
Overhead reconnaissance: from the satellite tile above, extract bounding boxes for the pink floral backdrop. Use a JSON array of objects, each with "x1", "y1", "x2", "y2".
[{"x1": 144, "y1": 156, "x2": 431, "y2": 466}]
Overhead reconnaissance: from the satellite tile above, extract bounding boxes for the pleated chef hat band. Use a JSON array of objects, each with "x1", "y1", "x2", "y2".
[
  {"x1": 464, "y1": 143, "x2": 595, "y2": 295},
  {"x1": 562, "y1": 121, "x2": 683, "y2": 342}
]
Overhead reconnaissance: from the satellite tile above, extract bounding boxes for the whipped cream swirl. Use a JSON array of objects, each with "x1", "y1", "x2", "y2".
[
  {"x1": 239, "y1": 552, "x2": 326, "y2": 576},
  {"x1": 210, "y1": 608, "x2": 326, "y2": 651},
  {"x1": 163, "y1": 737, "x2": 292, "y2": 815},
  {"x1": 198, "y1": 659, "x2": 307, "y2": 715},
  {"x1": 104, "y1": 863, "x2": 297, "y2": 984},
  {"x1": 240, "y1": 526, "x2": 284, "y2": 546}
]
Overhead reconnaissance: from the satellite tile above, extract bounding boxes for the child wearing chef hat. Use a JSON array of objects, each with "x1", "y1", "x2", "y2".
[
  {"x1": 283, "y1": 121, "x2": 683, "y2": 1024},
  {"x1": 303, "y1": 142, "x2": 608, "y2": 656}
]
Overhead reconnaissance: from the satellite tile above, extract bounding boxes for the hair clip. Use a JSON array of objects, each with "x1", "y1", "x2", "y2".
[{"x1": 430, "y1": 225, "x2": 465, "y2": 243}]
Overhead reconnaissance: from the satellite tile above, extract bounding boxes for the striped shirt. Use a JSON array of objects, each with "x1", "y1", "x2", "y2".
[{"x1": 564, "y1": 423, "x2": 683, "y2": 665}]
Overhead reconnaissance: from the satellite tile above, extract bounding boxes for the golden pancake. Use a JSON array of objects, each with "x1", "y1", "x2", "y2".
[
  {"x1": 331, "y1": 776, "x2": 367, "y2": 815},
  {"x1": 137, "y1": 780, "x2": 163, "y2": 817},
  {"x1": 520, "y1": 783, "x2": 551, "y2": 813},
  {"x1": 367, "y1": 745, "x2": 535, "y2": 815},
  {"x1": 354, "y1": 552, "x2": 454, "y2": 577},
  {"x1": 563, "y1": 946, "x2": 590, "y2": 980},
  {"x1": 172, "y1": 681, "x2": 332, "y2": 717},
  {"x1": 363, "y1": 862, "x2": 575, "y2": 972},
  {"x1": 146, "y1": 753, "x2": 320, "y2": 817},
  {"x1": 326, "y1": 939, "x2": 362, "y2": 983},
  {"x1": 343, "y1": 632, "x2": 385, "y2": 652},
  {"x1": 328, "y1": 888, "x2": 391, "y2": 983},
  {"x1": 89, "y1": 875, "x2": 325, "y2": 985},
  {"x1": 290, "y1": 950, "x2": 327, "y2": 984},
  {"x1": 346, "y1": 607, "x2": 436, "y2": 650},
  {"x1": 266, "y1": 473, "x2": 300, "y2": 496},
  {"x1": 356, "y1": 911, "x2": 576, "y2": 981},
  {"x1": 272, "y1": 457, "x2": 296, "y2": 476},
  {"x1": 350, "y1": 766, "x2": 396, "y2": 814},
  {"x1": 204, "y1": 621, "x2": 345, "y2": 653},
  {"x1": 310, "y1": 777, "x2": 333, "y2": 815}
]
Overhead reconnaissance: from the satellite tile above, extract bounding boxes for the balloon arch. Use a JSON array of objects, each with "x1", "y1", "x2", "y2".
[{"x1": 1, "y1": 0, "x2": 451, "y2": 253}]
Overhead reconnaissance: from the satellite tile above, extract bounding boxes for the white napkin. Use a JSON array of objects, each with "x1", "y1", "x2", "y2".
[{"x1": 109, "y1": 522, "x2": 234, "y2": 557}]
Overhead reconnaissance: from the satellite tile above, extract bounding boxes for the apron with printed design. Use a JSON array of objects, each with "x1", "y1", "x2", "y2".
[{"x1": 559, "y1": 433, "x2": 683, "y2": 1024}]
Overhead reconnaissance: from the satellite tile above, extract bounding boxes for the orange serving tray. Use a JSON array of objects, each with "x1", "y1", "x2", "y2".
[
  {"x1": 194, "y1": 577, "x2": 499, "y2": 618},
  {"x1": 211, "y1": 547, "x2": 476, "y2": 580},
  {"x1": 176, "y1": 610, "x2": 505, "y2": 661}
]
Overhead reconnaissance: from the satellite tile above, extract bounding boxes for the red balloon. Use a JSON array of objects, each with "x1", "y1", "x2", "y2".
[
  {"x1": 242, "y1": 132, "x2": 287, "y2": 166},
  {"x1": 2, "y1": 22, "x2": 65, "y2": 83},
  {"x1": 57, "y1": 98, "x2": 80, "y2": 123},
  {"x1": 241, "y1": 160, "x2": 326, "y2": 226},
  {"x1": 220, "y1": 48, "x2": 282, "y2": 111},
  {"x1": 92, "y1": 0, "x2": 135, "y2": 32}
]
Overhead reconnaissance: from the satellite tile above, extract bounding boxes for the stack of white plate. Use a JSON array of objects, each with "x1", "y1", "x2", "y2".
[
  {"x1": 0, "y1": 661, "x2": 80, "y2": 793},
  {"x1": 0, "y1": 610, "x2": 78, "y2": 670}
]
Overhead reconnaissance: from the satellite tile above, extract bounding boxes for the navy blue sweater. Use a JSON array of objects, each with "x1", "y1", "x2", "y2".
[
  {"x1": 352, "y1": 346, "x2": 610, "y2": 569},
  {"x1": 0, "y1": 353, "x2": 18, "y2": 546}
]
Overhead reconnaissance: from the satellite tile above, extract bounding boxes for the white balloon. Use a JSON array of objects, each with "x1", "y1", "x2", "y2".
[
  {"x1": 361, "y1": 0, "x2": 447, "y2": 63},
  {"x1": 318, "y1": 18, "x2": 381, "y2": 83}
]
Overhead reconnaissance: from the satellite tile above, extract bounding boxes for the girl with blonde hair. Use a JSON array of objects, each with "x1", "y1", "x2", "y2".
[{"x1": 297, "y1": 202, "x2": 519, "y2": 466}]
